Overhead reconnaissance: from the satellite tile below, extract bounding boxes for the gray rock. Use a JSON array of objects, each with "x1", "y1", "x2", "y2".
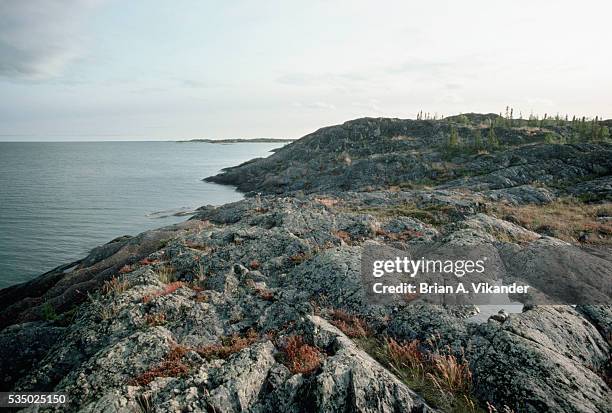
[{"x1": 469, "y1": 306, "x2": 611, "y2": 413}]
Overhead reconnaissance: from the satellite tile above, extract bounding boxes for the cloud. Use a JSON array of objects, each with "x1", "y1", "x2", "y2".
[{"x1": 0, "y1": 0, "x2": 103, "y2": 79}]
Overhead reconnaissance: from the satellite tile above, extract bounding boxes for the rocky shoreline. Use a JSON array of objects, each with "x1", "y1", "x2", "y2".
[{"x1": 1, "y1": 114, "x2": 611, "y2": 412}]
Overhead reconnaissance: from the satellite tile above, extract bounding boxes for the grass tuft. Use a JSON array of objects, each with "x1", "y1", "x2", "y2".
[
  {"x1": 357, "y1": 337, "x2": 483, "y2": 412},
  {"x1": 155, "y1": 265, "x2": 178, "y2": 283},
  {"x1": 102, "y1": 276, "x2": 130, "y2": 296}
]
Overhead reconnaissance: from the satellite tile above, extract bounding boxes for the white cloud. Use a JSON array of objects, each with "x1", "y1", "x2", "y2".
[{"x1": 0, "y1": 0, "x2": 103, "y2": 79}]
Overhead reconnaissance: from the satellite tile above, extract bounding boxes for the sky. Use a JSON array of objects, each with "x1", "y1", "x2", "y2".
[{"x1": 0, "y1": 0, "x2": 610, "y2": 141}]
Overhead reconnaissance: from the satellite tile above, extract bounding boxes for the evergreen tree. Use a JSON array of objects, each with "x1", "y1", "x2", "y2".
[
  {"x1": 472, "y1": 128, "x2": 483, "y2": 150},
  {"x1": 449, "y1": 126, "x2": 459, "y2": 147},
  {"x1": 591, "y1": 116, "x2": 599, "y2": 141},
  {"x1": 599, "y1": 126, "x2": 610, "y2": 141},
  {"x1": 487, "y1": 125, "x2": 499, "y2": 149}
]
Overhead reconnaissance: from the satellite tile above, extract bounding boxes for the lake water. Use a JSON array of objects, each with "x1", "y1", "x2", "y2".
[{"x1": 0, "y1": 141, "x2": 284, "y2": 288}]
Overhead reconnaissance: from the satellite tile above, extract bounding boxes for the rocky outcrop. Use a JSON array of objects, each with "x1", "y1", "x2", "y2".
[
  {"x1": 1, "y1": 115, "x2": 611, "y2": 412},
  {"x1": 469, "y1": 306, "x2": 611, "y2": 413},
  {"x1": 205, "y1": 117, "x2": 612, "y2": 197}
]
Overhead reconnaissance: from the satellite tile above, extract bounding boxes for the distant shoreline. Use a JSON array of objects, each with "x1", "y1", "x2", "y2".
[{"x1": 177, "y1": 138, "x2": 295, "y2": 144}]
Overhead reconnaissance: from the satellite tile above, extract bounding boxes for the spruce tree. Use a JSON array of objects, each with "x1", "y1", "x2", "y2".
[
  {"x1": 472, "y1": 128, "x2": 483, "y2": 150},
  {"x1": 599, "y1": 126, "x2": 610, "y2": 141},
  {"x1": 449, "y1": 126, "x2": 459, "y2": 147},
  {"x1": 487, "y1": 125, "x2": 499, "y2": 149},
  {"x1": 592, "y1": 116, "x2": 599, "y2": 141}
]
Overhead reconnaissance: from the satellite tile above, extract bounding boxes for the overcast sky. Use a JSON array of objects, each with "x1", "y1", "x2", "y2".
[{"x1": 0, "y1": 0, "x2": 610, "y2": 141}]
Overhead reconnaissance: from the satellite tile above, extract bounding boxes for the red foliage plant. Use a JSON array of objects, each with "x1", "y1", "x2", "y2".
[
  {"x1": 330, "y1": 309, "x2": 371, "y2": 338},
  {"x1": 282, "y1": 335, "x2": 322, "y2": 374},
  {"x1": 196, "y1": 329, "x2": 259, "y2": 360},
  {"x1": 249, "y1": 259, "x2": 261, "y2": 270},
  {"x1": 142, "y1": 281, "x2": 184, "y2": 303},
  {"x1": 139, "y1": 257, "x2": 160, "y2": 265},
  {"x1": 129, "y1": 346, "x2": 189, "y2": 386},
  {"x1": 255, "y1": 287, "x2": 274, "y2": 301}
]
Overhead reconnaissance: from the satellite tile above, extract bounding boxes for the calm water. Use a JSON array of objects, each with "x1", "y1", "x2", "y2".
[{"x1": 0, "y1": 141, "x2": 284, "y2": 288}]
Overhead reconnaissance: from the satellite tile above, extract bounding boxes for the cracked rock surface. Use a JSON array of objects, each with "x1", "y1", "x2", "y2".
[{"x1": 1, "y1": 115, "x2": 611, "y2": 412}]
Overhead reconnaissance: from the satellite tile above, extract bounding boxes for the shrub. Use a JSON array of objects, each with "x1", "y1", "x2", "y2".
[
  {"x1": 129, "y1": 346, "x2": 189, "y2": 386},
  {"x1": 281, "y1": 335, "x2": 322, "y2": 374},
  {"x1": 330, "y1": 309, "x2": 371, "y2": 338},
  {"x1": 41, "y1": 302, "x2": 59, "y2": 321},
  {"x1": 196, "y1": 329, "x2": 259, "y2": 360},
  {"x1": 142, "y1": 281, "x2": 184, "y2": 303},
  {"x1": 249, "y1": 259, "x2": 261, "y2": 270}
]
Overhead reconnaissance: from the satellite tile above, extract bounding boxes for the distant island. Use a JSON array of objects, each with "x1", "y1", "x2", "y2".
[{"x1": 178, "y1": 138, "x2": 295, "y2": 144}]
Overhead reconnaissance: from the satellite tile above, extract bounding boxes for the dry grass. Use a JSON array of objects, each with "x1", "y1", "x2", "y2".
[
  {"x1": 281, "y1": 335, "x2": 322, "y2": 374},
  {"x1": 492, "y1": 199, "x2": 612, "y2": 244},
  {"x1": 129, "y1": 345, "x2": 189, "y2": 386},
  {"x1": 374, "y1": 227, "x2": 425, "y2": 241},
  {"x1": 330, "y1": 309, "x2": 371, "y2": 338},
  {"x1": 139, "y1": 257, "x2": 160, "y2": 265},
  {"x1": 386, "y1": 338, "x2": 425, "y2": 375},
  {"x1": 196, "y1": 329, "x2": 259, "y2": 360},
  {"x1": 142, "y1": 281, "x2": 184, "y2": 303},
  {"x1": 354, "y1": 203, "x2": 455, "y2": 226},
  {"x1": 289, "y1": 252, "x2": 309, "y2": 264},
  {"x1": 118, "y1": 264, "x2": 133, "y2": 274},
  {"x1": 155, "y1": 265, "x2": 178, "y2": 283},
  {"x1": 357, "y1": 337, "x2": 483, "y2": 412},
  {"x1": 184, "y1": 240, "x2": 215, "y2": 253},
  {"x1": 316, "y1": 197, "x2": 339, "y2": 208},
  {"x1": 189, "y1": 284, "x2": 208, "y2": 302},
  {"x1": 427, "y1": 352, "x2": 473, "y2": 395},
  {"x1": 144, "y1": 313, "x2": 166, "y2": 326},
  {"x1": 87, "y1": 292, "x2": 121, "y2": 321},
  {"x1": 486, "y1": 402, "x2": 516, "y2": 413},
  {"x1": 332, "y1": 229, "x2": 352, "y2": 243},
  {"x1": 102, "y1": 276, "x2": 129, "y2": 296}
]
